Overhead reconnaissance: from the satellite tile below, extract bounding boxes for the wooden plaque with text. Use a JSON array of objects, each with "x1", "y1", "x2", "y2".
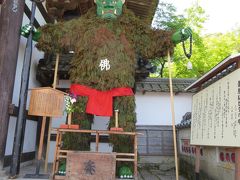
[{"x1": 66, "y1": 152, "x2": 116, "y2": 180}]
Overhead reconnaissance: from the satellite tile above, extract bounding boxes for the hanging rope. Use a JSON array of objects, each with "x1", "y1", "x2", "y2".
[{"x1": 182, "y1": 30, "x2": 193, "y2": 59}]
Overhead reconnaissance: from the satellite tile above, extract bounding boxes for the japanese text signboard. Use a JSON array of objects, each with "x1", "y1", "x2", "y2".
[{"x1": 191, "y1": 68, "x2": 240, "y2": 147}]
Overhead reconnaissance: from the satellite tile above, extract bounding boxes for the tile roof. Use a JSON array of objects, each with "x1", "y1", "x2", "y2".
[
  {"x1": 176, "y1": 112, "x2": 192, "y2": 129},
  {"x1": 135, "y1": 78, "x2": 197, "y2": 93}
]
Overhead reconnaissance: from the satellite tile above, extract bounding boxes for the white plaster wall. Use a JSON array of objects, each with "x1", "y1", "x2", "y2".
[
  {"x1": 5, "y1": 117, "x2": 17, "y2": 156},
  {"x1": 48, "y1": 141, "x2": 56, "y2": 163},
  {"x1": 5, "y1": 1, "x2": 46, "y2": 156},
  {"x1": 135, "y1": 92, "x2": 193, "y2": 125},
  {"x1": 91, "y1": 116, "x2": 109, "y2": 130},
  {"x1": 90, "y1": 143, "x2": 113, "y2": 153},
  {"x1": 5, "y1": 117, "x2": 37, "y2": 155}
]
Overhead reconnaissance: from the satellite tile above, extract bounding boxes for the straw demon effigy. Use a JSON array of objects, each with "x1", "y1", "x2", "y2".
[{"x1": 23, "y1": 0, "x2": 177, "y2": 155}]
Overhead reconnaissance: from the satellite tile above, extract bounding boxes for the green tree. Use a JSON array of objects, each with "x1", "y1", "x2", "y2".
[
  {"x1": 152, "y1": 2, "x2": 240, "y2": 78},
  {"x1": 173, "y1": 27, "x2": 240, "y2": 78},
  {"x1": 151, "y1": 2, "x2": 208, "y2": 78}
]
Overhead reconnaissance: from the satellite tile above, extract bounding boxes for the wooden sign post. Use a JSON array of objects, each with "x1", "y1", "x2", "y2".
[
  {"x1": 44, "y1": 53, "x2": 60, "y2": 172},
  {"x1": 25, "y1": 87, "x2": 65, "y2": 178}
]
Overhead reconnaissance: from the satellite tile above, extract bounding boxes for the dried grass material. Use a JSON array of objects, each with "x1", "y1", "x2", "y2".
[
  {"x1": 36, "y1": 6, "x2": 173, "y2": 155},
  {"x1": 36, "y1": 6, "x2": 174, "y2": 57},
  {"x1": 28, "y1": 87, "x2": 65, "y2": 117},
  {"x1": 36, "y1": 7, "x2": 173, "y2": 91},
  {"x1": 92, "y1": 28, "x2": 116, "y2": 46}
]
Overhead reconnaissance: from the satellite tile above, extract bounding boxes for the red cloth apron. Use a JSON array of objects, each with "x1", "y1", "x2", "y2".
[{"x1": 70, "y1": 84, "x2": 134, "y2": 116}]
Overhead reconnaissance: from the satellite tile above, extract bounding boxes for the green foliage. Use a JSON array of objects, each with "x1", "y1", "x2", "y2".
[
  {"x1": 152, "y1": 1, "x2": 236, "y2": 78},
  {"x1": 173, "y1": 27, "x2": 240, "y2": 78},
  {"x1": 153, "y1": 1, "x2": 185, "y2": 31},
  {"x1": 153, "y1": 2, "x2": 240, "y2": 78}
]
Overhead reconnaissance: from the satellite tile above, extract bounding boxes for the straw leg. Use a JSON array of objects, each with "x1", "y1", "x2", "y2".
[{"x1": 167, "y1": 50, "x2": 179, "y2": 180}]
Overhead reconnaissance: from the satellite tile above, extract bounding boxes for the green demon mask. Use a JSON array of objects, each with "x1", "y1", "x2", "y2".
[{"x1": 94, "y1": 0, "x2": 125, "y2": 19}]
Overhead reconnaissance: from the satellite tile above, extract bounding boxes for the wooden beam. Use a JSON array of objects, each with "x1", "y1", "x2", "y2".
[
  {"x1": 186, "y1": 55, "x2": 240, "y2": 91},
  {"x1": 36, "y1": 3, "x2": 54, "y2": 24},
  {"x1": 8, "y1": 104, "x2": 38, "y2": 122},
  {"x1": 237, "y1": 59, "x2": 240, "y2": 69},
  {"x1": 24, "y1": 3, "x2": 40, "y2": 28},
  {"x1": 0, "y1": 0, "x2": 25, "y2": 168}
]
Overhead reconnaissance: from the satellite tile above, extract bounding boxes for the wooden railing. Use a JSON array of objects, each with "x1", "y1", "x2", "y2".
[{"x1": 52, "y1": 128, "x2": 142, "y2": 179}]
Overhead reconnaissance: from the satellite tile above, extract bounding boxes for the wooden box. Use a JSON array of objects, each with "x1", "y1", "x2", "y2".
[
  {"x1": 66, "y1": 152, "x2": 116, "y2": 180},
  {"x1": 28, "y1": 87, "x2": 65, "y2": 117}
]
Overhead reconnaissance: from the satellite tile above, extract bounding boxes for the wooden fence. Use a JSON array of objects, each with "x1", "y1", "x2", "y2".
[{"x1": 137, "y1": 125, "x2": 174, "y2": 156}]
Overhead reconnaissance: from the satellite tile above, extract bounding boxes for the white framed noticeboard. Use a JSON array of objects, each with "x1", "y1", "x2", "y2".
[{"x1": 191, "y1": 68, "x2": 240, "y2": 147}]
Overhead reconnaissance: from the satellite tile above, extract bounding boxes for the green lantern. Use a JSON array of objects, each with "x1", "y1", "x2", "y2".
[
  {"x1": 171, "y1": 27, "x2": 193, "y2": 59},
  {"x1": 171, "y1": 27, "x2": 192, "y2": 45}
]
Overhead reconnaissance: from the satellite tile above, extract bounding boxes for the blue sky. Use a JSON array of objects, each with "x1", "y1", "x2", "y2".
[{"x1": 159, "y1": 0, "x2": 240, "y2": 34}]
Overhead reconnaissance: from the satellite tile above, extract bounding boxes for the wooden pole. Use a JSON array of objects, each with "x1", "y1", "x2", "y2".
[
  {"x1": 115, "y1": 109, "x2": 119, "y2": 128},
  {"x1": 38, "y1": 116, "x2": 47, "y2": 161},
  {"x1": 44, "y1": 53, "x2": 60, "y2": 172},
  {"x1": 134, "y1": 134, "x2": 138, "y2": 178},
  {"x1": 52, "y1": 54, "x2": 60, "y2": 89},
  {"x1": 235, "y1": 149, "x2": 240, "y2": 180},
  {"x1": 55, "y1": 132, "x2": 63, "y2": 173},
  {"x1": 167, "y1": 50, "x2": 179, "y2": 180},
  {"x1": 33, "y1": 116, "x2": 47, "y2": 175},
  {"x1": 195, "y1": 146, "x2": 200, "y2": 180},
  {"x1": 0, "y1": 0, "x2": 25, "y2": 171},
  {"x1": 52, "y1": 130, "x2": 60, "y2": 176},
  {"x1": 67, "y1": 112, "x2": 72, "y2": 125},
  {"x1": 96, "y1": 133, "x2": 99, "y2": 152},
  {"x1": 44, "y1": 118, "x2": 51, "y2": 172}
]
